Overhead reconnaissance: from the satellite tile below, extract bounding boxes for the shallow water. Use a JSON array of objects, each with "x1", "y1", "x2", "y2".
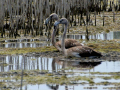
[
  {"x1": 0, "y1": 31, "x2": 120, "y2": 90},
  {"x1": 0, "y1": 38, "x2": 51, "y2": 48},
  {"x1": 66, "y1": 31, "x2": 120, "y2": 40},
  {"x1": 21, "y1": 84, "x2": 119, "y2": 90},
  {"x1": 0, "y1": 31, "x2": 120, "y2": 48},
  {"x1": 0, "y1": 55, "x2": 120, "y2": 90},
  {"x1": 1, "y1": 55, "x2": 120, "y2": 73}
]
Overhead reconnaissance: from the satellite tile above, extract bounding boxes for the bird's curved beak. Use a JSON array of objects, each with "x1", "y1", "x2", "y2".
[
  {"x1": 45, "y1": 18, "x2": 49, "y2": 26},
  {"x1": 54, "y1": 21, "x2": 60, "y2": 28},
  {"x1": 45, "y1": 15, "x2": 53, "y2": 26}
]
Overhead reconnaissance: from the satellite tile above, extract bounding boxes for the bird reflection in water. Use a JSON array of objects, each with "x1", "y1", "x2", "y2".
[
  {"x1": 47, "y1": 58, "x2": 102, "y2": 90},
  {"x1": 52, "y1": 58, "x2": 102, "y2": 72}
]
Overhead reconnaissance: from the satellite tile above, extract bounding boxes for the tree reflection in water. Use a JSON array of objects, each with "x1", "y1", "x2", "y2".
[
  {"x1": 0, "y1": 55, "x2": 101, "y2": 72},
  {"x1": 52, "y1": 57, "x2": 101, "y2": 72}
]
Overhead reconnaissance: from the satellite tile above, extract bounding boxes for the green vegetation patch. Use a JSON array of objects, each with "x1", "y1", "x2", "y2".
[
  {"x1": 85, "y1": 40, "x2": 120, "y2": 53},
  {"x1": 1, "y1": 70, "x2": 120, "y2": 89},
  {"x1": 0, "y1": 70, "x2": 93, "y2": 85},
  {"x1": 90, "y1": 71, "x2": 120, "y2": 75},
  {"x1": 0, "y1": 46, "x2": 57, "y2": 55},
  {"x1": 0, "y1": 82, "x2": 6, "y2": 88}
]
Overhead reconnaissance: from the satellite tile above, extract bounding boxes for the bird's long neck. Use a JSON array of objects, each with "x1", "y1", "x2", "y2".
[
  {"x1": 61, "y1": 24, "x2": 67, "y2": 54},
  {"x1": 47, "y1": 17, "x2": 51, "y2": 23},
  {"x1": 52, "y1": 29, "x2": 56, "y2": 47}
]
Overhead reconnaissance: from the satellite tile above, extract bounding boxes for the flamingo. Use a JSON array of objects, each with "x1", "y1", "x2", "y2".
[
  {"x1": 45, "y1": 13, "x2": 58, "y2": 26},
  {"x1": 53, "y1": 18, "x2": 102, "y2": 58},
  {"x1": 46, "y1": 13, "x2": 83, "y2": 51}
]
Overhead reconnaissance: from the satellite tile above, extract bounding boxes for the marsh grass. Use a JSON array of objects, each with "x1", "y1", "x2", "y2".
[
  {"x1": 0, "y1": 12, "x2": 120, "y2": 89},
  {"x1": 0, "y1": 72, "x2": 94, "y2": 85},
  {"x1": 84, "y1": 40, "x2": 120, "y2": 53},
  {"x1": 1, "y1": 70, "x2": 120, "y2": 88},
  {"x1": 0, "y1": 39, "x2": 120, "y2": 56},
  {"x1": 0, "y1": 46, "x2": 57, "y2": 55},
  {"x1": 68, "y1": 11, "x2": 120, "y2": 35}
]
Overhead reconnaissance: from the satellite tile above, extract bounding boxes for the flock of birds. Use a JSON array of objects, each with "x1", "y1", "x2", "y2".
[{"x1": 45, "y1": 13, "x2": 102, "y2": 58}]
